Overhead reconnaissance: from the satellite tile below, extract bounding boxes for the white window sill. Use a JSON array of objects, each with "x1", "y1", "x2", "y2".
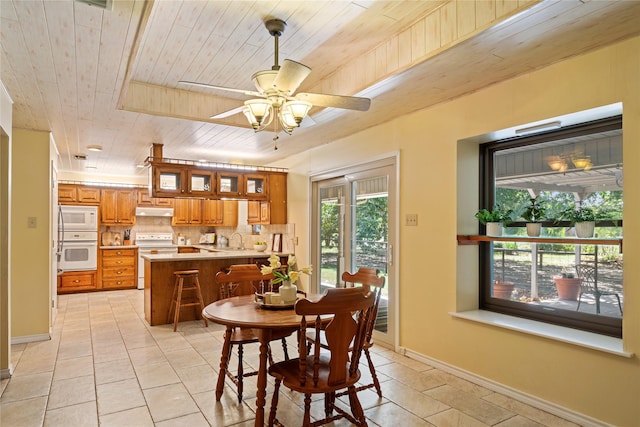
[{"x1": 450, "y1": 310, "x2": 632, "y2": 357}]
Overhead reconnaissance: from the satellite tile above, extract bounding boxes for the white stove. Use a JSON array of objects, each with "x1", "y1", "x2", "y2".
[
  {"x1": 136, "y1": 232, "x2": 178, "y2": 289},
  {"x1": 136, "y1": 232, "x2": 175, "y2": 247}
]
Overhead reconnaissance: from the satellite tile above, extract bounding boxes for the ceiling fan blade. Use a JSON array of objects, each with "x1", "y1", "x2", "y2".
[
  {"x1": 295, "y1": 92, "x2": 371, "y2": 111},
  {"x1": 273, "y1": 59, "x2": 311, "y2": 95},
  {"x1": 178, "y1": 80, "x2": 263, "y2": 98},
  {"x1": 210, "y1": 105, "x2": 245, "y2": 119}
]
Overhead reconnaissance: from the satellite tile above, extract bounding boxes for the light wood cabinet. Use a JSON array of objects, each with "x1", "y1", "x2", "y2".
[
  {"x1": 100, "y1": 248, "x2": 137, "y2": 290},
  {"x1": 172, "y1": 198, "x2": 203, "y2": 225},
  {"x1": 247, "y1": 173, "x2": 286, "y2": 224},
  {"x1": 268, "y1": 172, "x2": 287, "y2": 224},
  {"x1": 101, "y1": 189, "x2": 136, "y2": 225},
  {"x1": 58, "y1": 184, "x2": 101, "y2": 205},
  {"x1": 187, "y1": 169, "x2": 216, "y2": 197},
  {"x1": 203, "y1": 199, "x2": 224, "y2": 225},
  {"x1": 244, "y1": 173, "x2": 268, "y2": 200},
  {"x1": 222, "y1": 200, "x2": 238, "y2": 226},
  {"x1": 203, "y1": 200, "x2": 239, "y2": 226},
  {"x1": 137, "y1": 189, "x2": 174, "y2": 207},
  {"x1": 58, "y1": 270, "x2": 97, "y2": 293},
  {"x1": 247, "y1": 201, "x2": 271, "y2": 225},
  {"x1": 216, "y1": 171, "x2": 243, "y2": 198},
  {"x1": 152, "y1": 165, "x2": 185, "y2": 198},
  {"x1": 177, "y1": 246, "x2": 199, "y2": 253}
]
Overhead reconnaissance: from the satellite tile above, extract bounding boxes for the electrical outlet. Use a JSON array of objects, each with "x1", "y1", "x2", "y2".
[
  {"x1": 27, "y1": 217, "x2": 37, "y2": 228},
  {"x1": 405, "y1": 214, "x2": 418, "y2": 226}
]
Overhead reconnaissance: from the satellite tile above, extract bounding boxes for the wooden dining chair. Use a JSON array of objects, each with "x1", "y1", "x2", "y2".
[
  {"x1": 215, "y1": 264, "x2": 293, "y2": 403},
  {"x1": 267, "y1": 287, "x2": 375, "y2": 426},
  {"x1": 306, "y1": 267, "x2": 386, "y2": 397}
]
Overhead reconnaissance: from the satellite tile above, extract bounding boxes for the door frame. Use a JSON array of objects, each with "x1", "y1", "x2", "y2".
[{"x1": 309, "y1": 153, "x2": 399, "y2": 350}]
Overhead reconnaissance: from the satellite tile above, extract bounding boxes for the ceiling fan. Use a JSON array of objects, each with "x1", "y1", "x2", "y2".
[{"x1": 178, "y1": 19, "x2": 371, "y2": 146}]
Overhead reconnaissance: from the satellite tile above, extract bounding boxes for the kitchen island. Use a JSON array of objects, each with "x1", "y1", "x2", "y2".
[{"x1": 141, "y1": 249, "x2": 285, "y2": 326}]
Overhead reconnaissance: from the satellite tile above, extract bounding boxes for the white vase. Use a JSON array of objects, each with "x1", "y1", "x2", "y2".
[
  {"x1": 486, "y1": 222, "x2": 502, "y2": 237},
  {"x1": 278, "y1": 280, "x2": 297, "y2": 304},
  {"x1": 526, "y1": 223, "x2": 541, "y2": 237},
  {"x1": 575, "y1": 221, "x2": 595, "y2": 238}
]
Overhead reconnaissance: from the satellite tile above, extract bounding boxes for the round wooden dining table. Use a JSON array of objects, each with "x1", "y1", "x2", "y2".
[{"x1": 202, "y1": 293, "x2": 323, "y2": 426}]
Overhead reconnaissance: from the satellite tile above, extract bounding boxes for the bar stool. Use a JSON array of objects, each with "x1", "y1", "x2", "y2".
[{"x1": 168, "y1": 269, "x2": 208, "y2": 332}]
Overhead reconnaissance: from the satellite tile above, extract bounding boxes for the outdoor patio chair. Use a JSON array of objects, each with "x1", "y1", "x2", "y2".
[
  {"x1": 267, "y1": 287, "x2": 375, "y2": 426},
  {"x1": 575, "y1": 263, "x2": 623, "y2": 315}
]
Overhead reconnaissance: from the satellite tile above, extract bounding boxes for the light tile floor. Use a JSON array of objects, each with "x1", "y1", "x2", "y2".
[{"x1": 1, "y1": 289, "x2": 580, "y2": 426}]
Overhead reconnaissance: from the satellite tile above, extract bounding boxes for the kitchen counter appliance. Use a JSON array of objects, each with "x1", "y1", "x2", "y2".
[
  {"x1": 136, "y1": 232, "x2": 178, "y2": 289},
  {"x1": 57, "y1": 205, "x2": 99, "y2": 272}
]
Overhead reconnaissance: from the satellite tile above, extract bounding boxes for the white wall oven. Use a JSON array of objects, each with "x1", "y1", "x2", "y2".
[
  {"x1": 57, "y1": 205, "x2": 98, "y2": 272},
  {"x1": 58, "y1": 231, "x2": 98, "y2": 271}
]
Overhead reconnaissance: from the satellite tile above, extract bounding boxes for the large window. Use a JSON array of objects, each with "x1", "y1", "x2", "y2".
[{"x1": 479, "y1": 117, "x2": 623, "y2": 337}]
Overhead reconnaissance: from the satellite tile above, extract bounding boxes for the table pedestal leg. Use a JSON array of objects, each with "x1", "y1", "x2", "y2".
[{"x1": 216, "y1": 326, "x2": 232, "y2": 401}]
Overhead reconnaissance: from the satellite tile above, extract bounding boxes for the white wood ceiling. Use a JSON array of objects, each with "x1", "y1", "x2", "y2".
[{"x1": 1, "y1": 0, "x2": 639, "y2": 179}]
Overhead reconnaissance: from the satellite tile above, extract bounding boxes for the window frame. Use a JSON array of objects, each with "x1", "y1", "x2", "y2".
[{"x1": 478, "y1": 116, "x2": 623, "y2": 338}]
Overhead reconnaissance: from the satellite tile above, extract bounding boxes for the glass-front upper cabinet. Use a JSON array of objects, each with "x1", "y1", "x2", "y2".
[
  {"x1": 187, "y1": 170, "x2": 216, "y2": 197},
  {"x1": 152, "y1": 166, "x2": 185, "y2": 197},
  {"x1": 217, "y1": 172, "x2": 243, "y2": 198},
  {"x1": 244, "y1": 173, "x2": 269, "y2": 200}
]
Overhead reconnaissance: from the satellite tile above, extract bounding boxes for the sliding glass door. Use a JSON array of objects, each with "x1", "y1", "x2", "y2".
[{"x1": 312, "y1": 159, "x2": 396, "y2": 346}]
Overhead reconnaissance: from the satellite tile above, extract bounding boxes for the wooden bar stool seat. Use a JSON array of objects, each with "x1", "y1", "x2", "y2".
[{"x1": 168, "y1": 269, "x2": 208, "y2": 332}]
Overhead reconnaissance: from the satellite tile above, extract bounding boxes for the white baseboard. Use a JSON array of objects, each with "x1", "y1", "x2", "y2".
[
  {"x1": 11, "y1": 333, "x2": 50, "y2": 345},
  {"x1": 0, "y1": 367, "x2": 11, "y2": 379},
  {"x1": 403, "y1": 348, "x2": 613, "y2": 427}
]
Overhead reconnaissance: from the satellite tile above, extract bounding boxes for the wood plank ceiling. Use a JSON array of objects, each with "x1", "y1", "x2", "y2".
[{"x1": 1, "y1": 0, "x2": 639, "y2": 179}]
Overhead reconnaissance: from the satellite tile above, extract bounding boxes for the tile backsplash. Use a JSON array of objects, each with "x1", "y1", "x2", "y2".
[{"x1": 102, "y1": 217, "x2": 296, "y2": 254}]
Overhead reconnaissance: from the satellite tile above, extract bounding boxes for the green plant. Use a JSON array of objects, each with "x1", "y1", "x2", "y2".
[
  {"x1": 557, "y1": 205, "x2": 600, "y2": 224},
  {"x1": 521, "y1": 197, "x2": 546, "y2": 223},
  {"x1": 474, "y1": 206, "x2": 513, "y2": 225}
]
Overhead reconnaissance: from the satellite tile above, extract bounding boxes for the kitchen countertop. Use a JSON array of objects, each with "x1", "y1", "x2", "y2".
[
  {"x1": 100, "y1": 245, "x2": 139, "y2": 249},
  {"x1": 141, "y1": 248, "x2": 284, "y2": 262}
]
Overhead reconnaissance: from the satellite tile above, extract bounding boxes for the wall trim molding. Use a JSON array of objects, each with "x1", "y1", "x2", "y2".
[
  {"x1": 403, "y1": 348, "x2": 612, "y2": 427},
  {"x1": 0, "y1": 367, "x2": 11, "y2": 379},
  {"x1": 11, "y1": 333, "x2": 50, "y2": 345}
]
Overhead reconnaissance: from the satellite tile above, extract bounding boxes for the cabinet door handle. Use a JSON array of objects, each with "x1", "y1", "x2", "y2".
[
  {"x1": 117, "y1": 271, "x2": 123, "y2": 275},
  {"x1": 73, "y1": 279, "x2": 80, "y2": 283}
]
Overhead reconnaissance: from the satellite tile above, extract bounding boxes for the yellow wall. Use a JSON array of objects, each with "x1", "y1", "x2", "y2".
[
  {"x1": 11, "y1": 129, "x2": 51, "y2": 338},
  {"x1": 279, "y1": 36, "x2": 640, "y2": 425},
  {"x1": 0, "y1": 82, "x2": 12, "y2": 376}
]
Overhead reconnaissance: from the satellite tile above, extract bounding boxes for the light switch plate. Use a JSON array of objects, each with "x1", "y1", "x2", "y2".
[{"x1": 405, "y1": 214, "x2": 418, "y2": 226}]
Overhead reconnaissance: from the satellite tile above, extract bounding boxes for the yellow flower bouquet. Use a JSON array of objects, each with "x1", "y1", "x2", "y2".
[{"x1": 260, "y1": 254, "x2": 312, "y2": 284}]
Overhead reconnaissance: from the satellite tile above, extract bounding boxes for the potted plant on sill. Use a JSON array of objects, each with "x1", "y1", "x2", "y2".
[
  {"x1": 552, "y1": 269, "x2": 582, "y2": 300},
  {"x1": 475, "y1": 206, "x2": 513, "y2": 237},
  {"x1": 557, "y1": 205, "x2": 599, "y2": 238},
  {"x1": 521, "y1": 197, "x2": 546, "y2": 237}
]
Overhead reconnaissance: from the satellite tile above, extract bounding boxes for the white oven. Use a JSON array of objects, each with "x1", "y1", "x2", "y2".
[
  {"x1": 58, "y1": 231, "x2": 98, "y2": 271},
  {"x1": 60, "y1": 205, "x2": 98, "y2": 231},
  {"x1": 136, "y1": 233, "x2": 177, "y2": 289}
]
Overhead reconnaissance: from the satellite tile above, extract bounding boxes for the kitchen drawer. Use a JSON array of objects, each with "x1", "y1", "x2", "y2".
[
  {"x1": 58, "y1": 271, "x2": 97, "y2": 293},
  {"x1": 102, "y1": 256, "x2": 135, "y2": 268},
  {"x1": 102, "y1": 248, "x2": 136, "y2": 258},
  {"x1": 102, "y1": 266, "x2": 136, "y2": 279},
  {"x1": 101, "y1": 277, "x2": 136, "y2": 289}
]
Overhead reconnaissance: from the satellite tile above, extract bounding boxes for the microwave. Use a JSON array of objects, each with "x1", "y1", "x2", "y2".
[{"x1": 59, "y1": 205, "x2": 98, "y2": 231}]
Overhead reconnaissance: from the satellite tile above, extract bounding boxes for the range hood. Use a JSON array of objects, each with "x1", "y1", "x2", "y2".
[{"x1": 135, "y1": 207, "x2": 174, "y2": 217}]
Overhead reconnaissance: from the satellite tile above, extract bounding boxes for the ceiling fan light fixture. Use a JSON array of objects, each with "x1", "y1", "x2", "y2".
[
  {"x1": 280, "y1": 109, "x2": 298, "y2": 130},
  {"x1": 283, "y1": 100, "x2": 312, "y2": 124},
  {"x1": 252, "y1": 70, "x2": 278, "y2": 93},
  {"x1": 244, "y1": 99, "x2": 271, "y2": 125}
]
